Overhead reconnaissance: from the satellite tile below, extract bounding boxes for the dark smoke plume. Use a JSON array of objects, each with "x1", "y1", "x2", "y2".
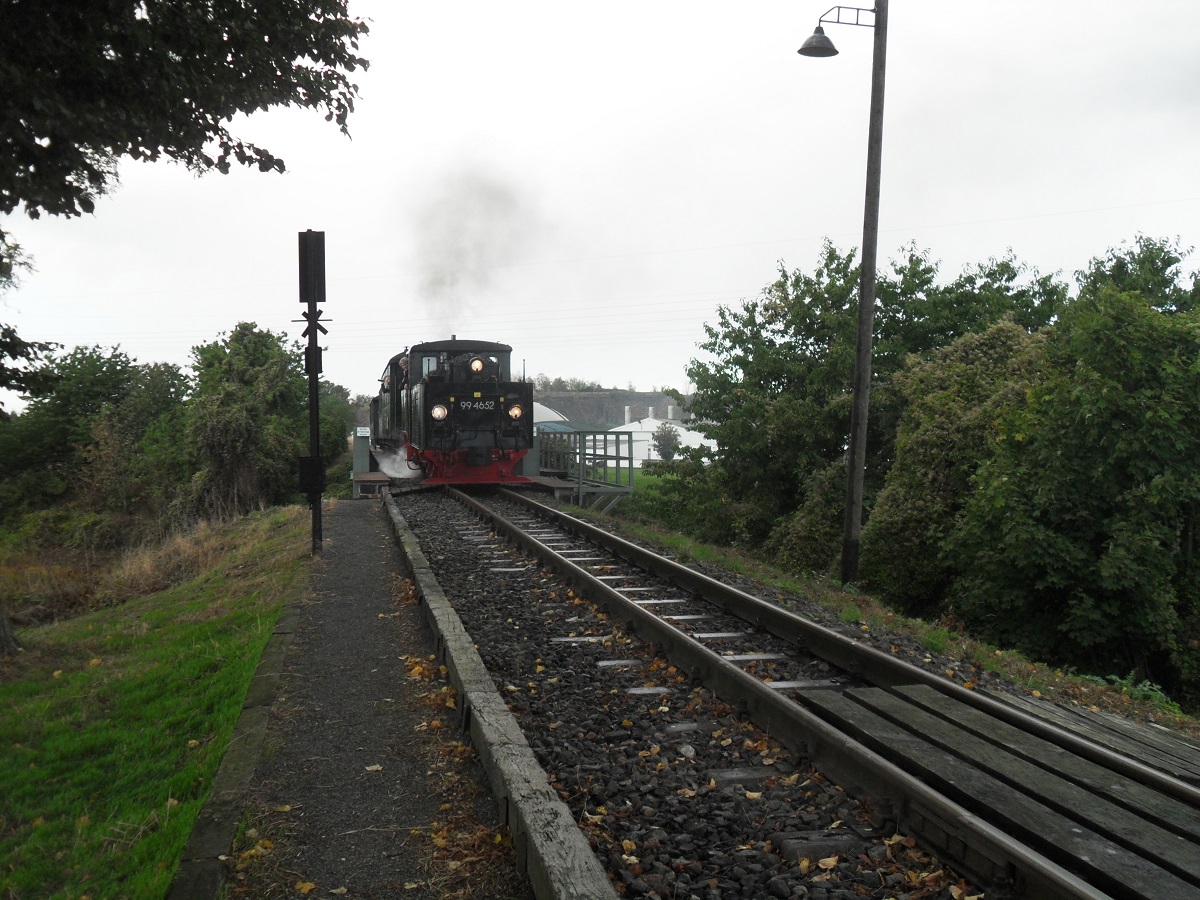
[{"x1": 412, "y1": 166, "x2": 540, "y2": 331}]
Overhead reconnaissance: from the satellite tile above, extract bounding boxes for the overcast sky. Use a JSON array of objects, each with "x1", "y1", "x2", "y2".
[{"x1": 2, "y1": 0, "x2": 1198, "y2": 413}]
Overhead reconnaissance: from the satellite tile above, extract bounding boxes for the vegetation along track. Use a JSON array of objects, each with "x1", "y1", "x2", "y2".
[{"x1": 388, "y1": 487, "x2": 1200, "y2": 900}]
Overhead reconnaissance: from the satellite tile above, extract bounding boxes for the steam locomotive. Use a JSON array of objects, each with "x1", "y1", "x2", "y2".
[{"x1": 370, "y1": 337, "x2": 534, "y2": 485}]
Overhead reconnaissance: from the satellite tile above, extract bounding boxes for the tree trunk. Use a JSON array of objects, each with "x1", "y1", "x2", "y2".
[{"x1": 0, "y1": 607, "x2": 19, "y2": 656}]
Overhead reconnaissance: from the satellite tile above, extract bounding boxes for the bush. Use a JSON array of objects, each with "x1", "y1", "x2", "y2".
[
  {"x1": 947, "y1": 290, "x2": 1200, "y2": 689},
  {"x1": 618, "y1": 453, "x2": 774, "y2": 547},
  {"x1": 859, "y1": 320, "x2": 1044, "y2": 614},
  {"x1": 765, "y1": 463, "x2": 845, "y2": 576}
]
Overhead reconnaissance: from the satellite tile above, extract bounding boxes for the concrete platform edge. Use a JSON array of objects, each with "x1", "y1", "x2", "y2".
[{"x1": 382, "y1": 494, "x2": 617, "y2": 900}]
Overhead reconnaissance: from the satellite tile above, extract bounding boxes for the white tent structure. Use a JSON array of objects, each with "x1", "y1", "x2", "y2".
[
  {"x1": 609, "y1": 415, "x2": 714, "y2": 468},
  {"x1": 533, "y1": 401, "x2": 568, "y2": 424}
]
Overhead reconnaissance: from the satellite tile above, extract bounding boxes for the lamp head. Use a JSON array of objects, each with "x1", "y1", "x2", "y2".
[{"x1": 798, "y1": 25, "x2": 839, "y2": 57}]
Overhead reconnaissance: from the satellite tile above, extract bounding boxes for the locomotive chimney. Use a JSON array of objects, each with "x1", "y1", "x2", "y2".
[{"x1": 625, "y1": 405, "x2": 632, "y2": 425}]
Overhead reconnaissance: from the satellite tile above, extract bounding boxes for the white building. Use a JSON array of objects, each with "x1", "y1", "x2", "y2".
[{"x1": 609, "y1": 406, "x2": 715, "y2": 467}]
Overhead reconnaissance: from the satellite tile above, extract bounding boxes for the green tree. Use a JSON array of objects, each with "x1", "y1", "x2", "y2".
[
  {"x1": 77, "y1": 362, "x2": 194, "y2": 517},
  {"x1": 0, "y1": 346, "x2": 140, "y2": 510},
  {"x1": 858, "y1": 319, "x2": 1045, "y2": 612},
  {"x1": 684, "y1": 243, "x2": 859, "y2": 536},
  {"x1": 0, "y1": 345, "x2": 145, "y2": 653},
  {"x1": 873, "y1": 248, "x2": 1067, "y2": 372},
  {"x1": 319, "y1": 379, "x2": 356, "y2": 462},
  {"x1": 0, "y1": 0, "x2": 367, "y2": 226},
  {"x1": 0, "y1": 0, "x2": 369, "y2": 405},
  {"x1": 948, "y1": 289, "x2": 1200, "y2": 695},
  {"x1": 652, "y1": 422, "x2": 681, "y2": 461},
  {"x1": 0, "y1": 322, "x2": 58, "y2": 421},
  {"x1": 1076, "y1": 235, "x2": 1199, "y2": 313},
  {"x1": 534, "y1": 374, "x2": 603, "y2": 392},
  {"x1": 186, "y1": 323, "x2": 307, "y2": 518},
  {"x1": 679, "y1": 240, "x2": 1065, "y2": 553}
]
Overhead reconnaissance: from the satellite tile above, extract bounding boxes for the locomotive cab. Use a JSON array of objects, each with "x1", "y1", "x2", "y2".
[{"x1": 372, "y1": 337, "x2": 533, "y2": 485}]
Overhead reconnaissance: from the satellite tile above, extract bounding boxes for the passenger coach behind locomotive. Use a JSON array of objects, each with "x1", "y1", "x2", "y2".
[{"x1": 371, "y1": 338, "x2": 534, "y2": 484}]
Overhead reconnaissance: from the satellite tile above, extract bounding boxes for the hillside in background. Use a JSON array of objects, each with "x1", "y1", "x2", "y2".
[{"x1": 535, "y1": 390, "x2": 687, "y2": 430}]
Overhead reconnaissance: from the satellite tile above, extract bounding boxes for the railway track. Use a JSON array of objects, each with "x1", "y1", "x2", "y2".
[{"x1": 385, "y1": 487, "x2": 1200, "y2": 900}]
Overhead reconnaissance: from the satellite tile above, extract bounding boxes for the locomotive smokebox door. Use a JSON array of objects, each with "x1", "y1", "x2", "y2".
[{"x1": 298, "y1": 456, "x2": 327, "y2": 493}]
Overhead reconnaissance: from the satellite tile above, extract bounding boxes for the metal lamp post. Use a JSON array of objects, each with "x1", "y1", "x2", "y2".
[{"x1": 798, "y1": 2, "x2": 888, "y2": 584}]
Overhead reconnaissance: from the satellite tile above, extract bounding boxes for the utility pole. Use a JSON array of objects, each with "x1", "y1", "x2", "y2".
[
  {"x1": 298, "y1": 230, "x2": 328, "y2": 555},
  {"x1": 798, "y1": 2, "x2": 889, "y2": 584}
]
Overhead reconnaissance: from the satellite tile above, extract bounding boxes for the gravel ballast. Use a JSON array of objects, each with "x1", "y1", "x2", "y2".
[{"x1": 392, "y1": 490, "x2": 989, "y2": 900}]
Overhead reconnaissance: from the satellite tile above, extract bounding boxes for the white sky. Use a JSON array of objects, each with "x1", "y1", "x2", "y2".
[{"x1": 2, "y1": 0, "x2": 1198, "y2": 413}]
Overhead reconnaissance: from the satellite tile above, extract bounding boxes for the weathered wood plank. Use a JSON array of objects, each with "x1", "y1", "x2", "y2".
[
  {"x1": 799, "y1": 687, "x2": 1200, "y2": 899},
  {"x1": 894, "y1": 684, "x2": 1200, "y2": 844},
  {"x1": 985, "y1": 690, "x2": 1200, "y2": 783}
]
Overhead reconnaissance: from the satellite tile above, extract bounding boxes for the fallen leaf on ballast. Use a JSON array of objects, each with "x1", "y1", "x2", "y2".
[
  {"x1": 295, "y1": 882, "x2": 316, "y2": 894},
  {"x1": 818, "y1": 855, "x2": 839, "y2": 870},
  {"x1": 365, "y1": 764, "x2": 383, "y2": 772}
]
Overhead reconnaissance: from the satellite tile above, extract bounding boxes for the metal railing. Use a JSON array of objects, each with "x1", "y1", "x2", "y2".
[{"x1": 538, "y1": 430, "x2": 634, "y2": 510}]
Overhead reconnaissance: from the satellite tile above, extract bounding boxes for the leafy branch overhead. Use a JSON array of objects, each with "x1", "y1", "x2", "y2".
[{"x1": 0, "y1": 0, "x2": 369, "y2": 224}]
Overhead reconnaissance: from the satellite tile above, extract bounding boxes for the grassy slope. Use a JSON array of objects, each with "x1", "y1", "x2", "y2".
[{"x1": 0, "y1": 507, "x2": 309, "y2": 899}]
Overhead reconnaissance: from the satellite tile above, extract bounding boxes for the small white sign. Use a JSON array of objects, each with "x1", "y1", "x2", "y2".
[{"x1": 356, "y1": 426, "x2": 371, "y2": 437}]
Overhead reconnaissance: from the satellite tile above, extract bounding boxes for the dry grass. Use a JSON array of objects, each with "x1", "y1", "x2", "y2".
[
  {"x1": 102, "y1": 519, "x2": 233, "y2": 598},
  {"x1": 2, "y1": 517, "x2": 256, "y2": 634}
]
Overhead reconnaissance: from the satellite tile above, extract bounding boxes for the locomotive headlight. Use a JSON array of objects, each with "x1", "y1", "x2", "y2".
[
  {"x1": 431, "y1": 404, "x2": 449, "y2": 421},
  {"x1": 507, "y1": 404, "x2": 524, "y2": 420},
  {"x1": 469, "y1": 357, "x2": 485, "y2": 373}
]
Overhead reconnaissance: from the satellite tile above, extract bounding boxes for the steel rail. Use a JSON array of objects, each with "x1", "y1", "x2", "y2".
[
  {"x1": 452, "y1": 488, "x2": 1114, "y2": 899},
  {"x1": 498, "y1": 489, "x2": 1200, "y2": 808}
]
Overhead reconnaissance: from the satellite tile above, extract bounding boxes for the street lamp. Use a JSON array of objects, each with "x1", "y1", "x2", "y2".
[{"x1": 799, "y1": 2, "x2": 888, "y2": 584}]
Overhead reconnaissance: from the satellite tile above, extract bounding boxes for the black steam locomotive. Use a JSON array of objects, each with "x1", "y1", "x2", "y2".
[{"x1": 370, "y1": 337, "x2": 534, "y2": 485}]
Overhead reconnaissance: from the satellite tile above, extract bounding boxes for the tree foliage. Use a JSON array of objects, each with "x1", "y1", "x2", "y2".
[
  {"x1": 0, "y1": 0, "x2": 368, "y2": 225},
  {"x1": 858, "y1": 319, "x2": 1046, "y2": 611},
  {"x1": 947, "y1": 289, "x2": 1200, "y2": 682},
  {"x1": 0, "y1": 321, "x2": 356, "y2": 653},
  {"x1": 652, "y1": 422, "x2": 681, "y2": 461},
  {"x1": 0, "y1": 0, "x2": 369, "y2": 411},
  {"x1": 0, "y1": 346, "x2": 142, "y2": 512},
  {"x1": 684, "y1": 243, "x2": 859, "y2": 535},
  {"x1": 78, "y1": 363, "x2": 194, "y2": 516},
  {"x1": 534, "y1": 374, "x2": 605, "y2": 392},
  {"x1": 319, "y1": 379, "x2": 356, "y2": 461},
  {"x1": 679, "y1": 240, "x2": 1066, "y2": 550},
  {"x1": 186, "y1": 323, "x2": 307, "y2": 518},
  {"x1": 857, "y1": 236, "x2": 1200, "y2": 701},
  {"x1": 1076, "y1": 234, "x2": 1199, "y2": 313},
  {"x1": 0, "y1": 323, "x2": 58, "y2": 419}
]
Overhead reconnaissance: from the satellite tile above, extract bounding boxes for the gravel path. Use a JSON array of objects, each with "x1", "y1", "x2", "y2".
[{"x1": 226, "y1": 499, "x2": 532, "y2": 899}]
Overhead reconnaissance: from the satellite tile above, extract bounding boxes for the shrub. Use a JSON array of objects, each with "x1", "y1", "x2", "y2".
[
  {"x1": 764, "y1": 463, "x2": 845, "y2": 577},
  {"x1": 858, "y1": 319, "x2": 1044, "y2": 614}
]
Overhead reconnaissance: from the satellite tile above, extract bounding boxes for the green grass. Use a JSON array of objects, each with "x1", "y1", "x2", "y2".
[
  {"x1": 0, "y1": 506, "x2": 310, "y2": 899},
  {"x1": 573, "y1": 489, "x2": 1200, "y2": 737}
]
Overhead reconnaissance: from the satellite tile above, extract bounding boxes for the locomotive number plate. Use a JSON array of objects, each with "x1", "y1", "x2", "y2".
[{"x1": 459, "y1": 399, "x2": 496, "y2": 410}]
